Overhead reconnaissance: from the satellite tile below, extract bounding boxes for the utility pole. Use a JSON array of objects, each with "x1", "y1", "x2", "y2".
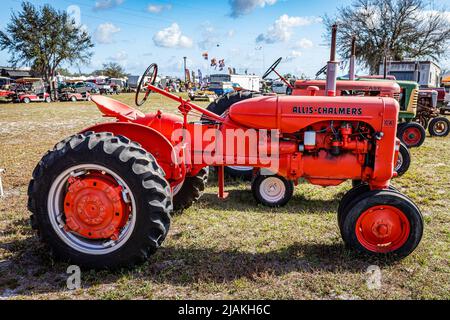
[{"x1": 183, "y1": 57, "x2": 187, "y2": 83}]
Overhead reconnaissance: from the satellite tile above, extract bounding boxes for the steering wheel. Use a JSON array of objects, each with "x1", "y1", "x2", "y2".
[
  {"x1": 262, "y1": 57, "x2": 282, "y2": 80},
  {"x1": 135, "y1": 63, "x2": 158, "y2": 107}
]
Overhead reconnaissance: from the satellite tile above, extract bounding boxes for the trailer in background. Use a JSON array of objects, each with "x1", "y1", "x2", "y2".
[
  {"x1": 210, "y1": 74, "x2": 260, "y2": 92},
  {"x1": 379, "y1": 60, "x2": 441, "y2": 88}
]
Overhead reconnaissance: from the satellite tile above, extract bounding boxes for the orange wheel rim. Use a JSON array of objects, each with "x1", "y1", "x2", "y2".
[
  {"x1": 356, "y1": 205, "x2": 410, "y2": 253},
  {"x1": 402, "y1": 127, "x2": 421, "y2": 145},
  {"x1": 64, "y1": 173, "x2": 130, "y2": 240}
]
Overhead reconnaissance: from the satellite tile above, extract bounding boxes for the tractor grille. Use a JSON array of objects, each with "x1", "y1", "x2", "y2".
[
  {"x1": 412, "y1": 89, "x2": 419, "y2": 110},
  {"x1": 393, "y1": 92, "x2": 400, "y2": 102}
]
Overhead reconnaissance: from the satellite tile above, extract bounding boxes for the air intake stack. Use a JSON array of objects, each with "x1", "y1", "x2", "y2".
[{"x1": 326, "y1": 24, "x2": 339, "y2": 96}]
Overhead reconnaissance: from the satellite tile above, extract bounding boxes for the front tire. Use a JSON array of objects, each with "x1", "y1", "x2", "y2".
[
  {"x1": 395, "y1": 142, "x2": 411, "y2": 177},
  {"x1": 252, "y1": 174, "x2": 294, "y2": 207},
  {"x1": 397, "y1": 122, "x2": 426, "y2": 148},
  {"x1": 340, "y1": 190, "x2": 423, "y2": 258},
  {"x1": 428, "y1": 117, "x2": 450, "y2": 137},
  {"x1": 28, "y1": 132, "x2": 172, "y2": 269}
]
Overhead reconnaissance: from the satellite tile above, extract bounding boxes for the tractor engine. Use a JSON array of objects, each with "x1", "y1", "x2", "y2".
[{"x1": 227, "y1": 95, "x2": 399, "y2": 188}]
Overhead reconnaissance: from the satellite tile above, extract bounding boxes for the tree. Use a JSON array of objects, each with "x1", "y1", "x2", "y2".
[
  {"x1": 324, "y1": 0, "x2": 450, "y2": 74},
  {"x1": 0, "y1": 2, "x2": 93, "y2": 98},
  {"x1": 101, "y1": 62, "x2": 127, "y2": 78}
]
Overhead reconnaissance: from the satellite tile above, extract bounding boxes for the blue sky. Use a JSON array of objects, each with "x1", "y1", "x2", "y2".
[{"x1": 1, "y1": 0, "x2": 449, "y2": 78}]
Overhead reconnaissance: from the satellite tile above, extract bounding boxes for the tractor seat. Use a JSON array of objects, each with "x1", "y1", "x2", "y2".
[{"x1": 91, "y1": 95, "x2": 145, "y2": 121}]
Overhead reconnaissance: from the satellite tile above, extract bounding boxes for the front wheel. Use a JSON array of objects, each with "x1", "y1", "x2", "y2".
[
  {"x1": 340, "y1": 190, "x2": 423, "y2": 258},
  {"x1": 397, "y1": 122, "x2": 426, "y2": 148},
  {"x1": 428, "y1": 117, "x2": 450, "y2": 137},
  {"x1": 252, "y1": 174, "x2": 294, "y2": 207},
  {"x1": 395, "y1": 142, "x2": 411, "y2": 177},
  {"x1": 28, "y1": 132, "x2": 172, "y2": 269}
]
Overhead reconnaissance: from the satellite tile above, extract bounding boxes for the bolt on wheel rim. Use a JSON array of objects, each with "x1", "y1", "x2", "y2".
[
  {"x1": 48, "y1": 164, "x2": 137, "y2": 255},
  {"x1": 355, "y1": 205, "x2": 410, "y2": 253},
  {"x1": 259, "y1": 177, "x2": 286, "y2": 203}
]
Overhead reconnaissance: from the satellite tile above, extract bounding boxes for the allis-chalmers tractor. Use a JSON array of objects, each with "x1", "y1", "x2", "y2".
[{"x1": 28, "y1": 26, "x2": 423, "y2": 269}]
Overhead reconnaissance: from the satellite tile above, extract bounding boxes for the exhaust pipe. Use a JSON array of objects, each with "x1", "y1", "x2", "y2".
[
  {"x1": 349, "y1": 36, "x2": 356, "y2": 81},
  {"x1": 326, "y1": 24, "x2": 339, "y2": 96}
]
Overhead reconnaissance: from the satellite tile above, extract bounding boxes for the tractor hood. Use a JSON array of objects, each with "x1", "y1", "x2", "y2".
[{"x1": 228, "y1": 95, "x2": 399, "y2": 133}]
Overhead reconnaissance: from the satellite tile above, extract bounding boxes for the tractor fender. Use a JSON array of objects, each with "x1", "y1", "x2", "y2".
[{"x1": 80, "y1": 122, "x2": 185, "y2": 183}]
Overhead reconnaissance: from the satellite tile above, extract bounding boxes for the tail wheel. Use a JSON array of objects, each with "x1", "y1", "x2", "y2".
[
  {"x1": 252, "y1": 174, "x2": 294, "y2": 207},
  {"x1": 340, "y1": 190, "x2": 423, "y2": 257},
  {"x1": 173, "y1": 167, "x2": 209, "y2": 212},
  {"x1": 28, "y1": 132, "x2": 172, "y2": 269},
  {"x1": 395, "y1": 142, "x2": 411, "y2": 177},
  {"x1": 23, "y1": 97, "x2": 31, "y2": 104},
  {"x1": 397, "y1": 123, "x2": 426, "y2": 148},
  {"x1": 428, "y1": 117, "x2": 450, "y2": 137}
]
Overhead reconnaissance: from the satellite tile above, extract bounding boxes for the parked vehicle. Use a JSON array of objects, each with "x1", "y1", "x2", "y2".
[
  {"x1": 59, "y1": 91, "x2": 91, "y2": 102},
  {"x1": 209, "y1": 81, "x2": 234, "y2": 96},
  {"x1": 271, "y1": 80, "x2": 289, "y2": 94},
  {"x1": 28, "y1": 27, "x2": 424, "y2": 269},
  {"x1": 13, "y1": 78, "x2": 51, "y2": 103}
]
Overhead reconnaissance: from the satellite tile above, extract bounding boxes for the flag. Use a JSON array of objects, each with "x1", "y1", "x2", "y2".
[{"x1": 219, "y1": 59, "x2": 225, "y2": 71}]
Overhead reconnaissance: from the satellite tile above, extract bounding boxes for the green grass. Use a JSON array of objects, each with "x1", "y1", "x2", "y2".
[{"x1": 0, "y1": 93, "x2": 449, "y2": 300}]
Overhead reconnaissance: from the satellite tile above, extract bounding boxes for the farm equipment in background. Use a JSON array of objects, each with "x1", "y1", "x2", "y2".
[
  {"x1": 12, "y1": 78, "x2": 51, "y2": 103},
  {"x1": 415, "y1": 90, "x2": 450, "y2": 137},
  {"x1": 188, "y1": 88, "x2": 217, "y2": 102},
  {"x1": 28, "y1": 26, "x2": 424, "y2": 269}
]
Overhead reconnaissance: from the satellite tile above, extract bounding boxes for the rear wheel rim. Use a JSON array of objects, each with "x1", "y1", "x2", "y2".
[
  {"x1": 259, "y1": 177, "x2": 286, "y2": 203},
  {"x1": 432, "y1": 120, "x2": 448, "y2": 136},
  {"x1": 356, "y1": 205, "x2": 410, "y2": 253},
  {"x1": 48, "y1": 164, "x2": 137, "y2": 255},
  {"x1": 402, "y1": 127, "x2": 422, "y2": 146}
]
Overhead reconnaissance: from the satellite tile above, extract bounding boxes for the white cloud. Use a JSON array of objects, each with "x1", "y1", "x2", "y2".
[
  {"x1": 284, "y1": 50, "x2": 302, "y2": 62},
  {"x1": 256, "y1": 15, "x2": 322, "y2": 44},
  {"x1": 95, "y1": 0, "x2": 124, "y2": 10},
  {"x1": 229, "y1": 0, "x2": 277, "y2": 18},
  {"x1": 95, "y1": 23, "x2": 121, "y2": 44},
  {"x1": 197, "y1": 22, "x2": 220, "y2": 50},
  {"x1": 294, "y1": 38, "x2": 314, "y2": 49},
  {"x1": 109, "y1": 51, "x2": 128, "y2": 62},
  {"x1": 228, "y1": 29, "x2": 236, "y2": 38},
  {"x1": 153, "y1": 23, "x2": 193, "y2": 48},
  {"x1": 147, "y1": 4, "x2": 172, "y2": 13}
]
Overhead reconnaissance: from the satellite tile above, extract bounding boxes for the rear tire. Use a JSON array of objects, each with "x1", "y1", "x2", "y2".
[
  {"x1": 173, "y1": 167, "x2": 209, "y2": 211},
  {"x1": 23, "y1": 97, "x2": 31, "y2": 104},
  {"x1": 397, "y1": 122, "x2": 426, "y2": 148},
  {"x1": 428, "y1": 117, "x2": 450, "y2": 137},
  {"x1": 28, "y1": 132, "x2": 172, "y2": 269},
  {"x1": 340, "y1": 190, "x2": 423, "y2": 258}
]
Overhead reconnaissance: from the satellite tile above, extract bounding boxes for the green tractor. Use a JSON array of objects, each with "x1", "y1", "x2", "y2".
[{"x1": 342, "y1": 77, "x2": 424, "y2": 148}]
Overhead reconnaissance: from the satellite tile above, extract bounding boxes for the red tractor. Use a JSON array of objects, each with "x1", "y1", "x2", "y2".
[{"x1": 28, "y1": 26, "x2": 423, "y2": 269}]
